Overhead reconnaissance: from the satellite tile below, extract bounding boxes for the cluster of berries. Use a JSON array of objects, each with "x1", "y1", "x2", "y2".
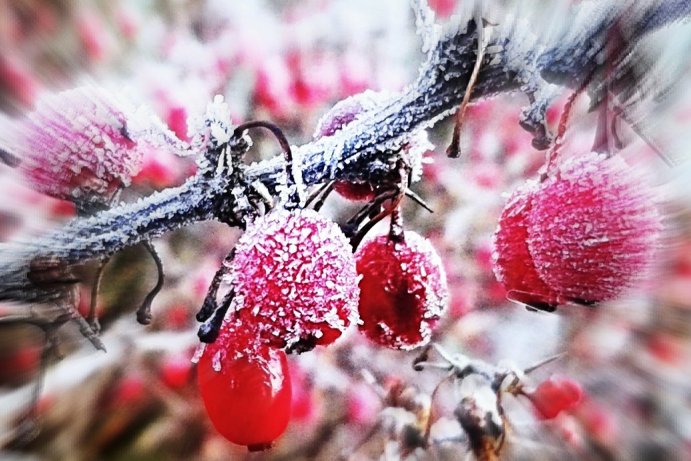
[
  {"x1": 492, "y1": 152, "x2": 661, "y2": 310},
  {"x1": 195, "y1": 91, "x2": 447, "y2": 450},
  {"x1": 195, "y1": 206, "x2": 448, "y2": 449}
]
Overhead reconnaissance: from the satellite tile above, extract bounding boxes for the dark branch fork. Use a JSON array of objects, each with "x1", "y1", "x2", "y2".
[{"x1": 0, "y1": 0, "x2": 688, "y2": 304}]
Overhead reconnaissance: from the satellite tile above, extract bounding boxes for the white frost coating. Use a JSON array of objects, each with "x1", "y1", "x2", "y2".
[
  {"x1": 411, "y1": 0, "x2": 442, "y2": 56},
  {"x1": 12, "y1": 85, "x2": 148, "y2": 203},
  {"x1": 127, "y1": 103, "x2": 192, "y2": 156},
  {"x1": 289, "y1": 143, "x2": 307, "y2": 206},
  {"x1": 224, "y1": 208, "x2": 360, "y2": 350},
  {"x1": 188, "y1": 94, "x2": 235, "y2": 151},
  {"x1": 313, "y1": 89, "x2": 431, "y2": 183}
]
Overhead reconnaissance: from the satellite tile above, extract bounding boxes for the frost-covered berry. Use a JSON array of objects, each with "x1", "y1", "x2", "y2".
[
  {"x1": 196, "y1": 320, "x2": 292, "y2": 451},
  {"x1": 527, "y1": 376, "x2": 583, "y2": 420},
  {"x1": 355, "y1": 231, "x2": 448, "y2": 350},
  {"x1": 314, "y1": 93, "x2": 375, "y2": 201},
  {"x1": 13, "y1": 86, "x2": 145, "y2": 207},
  {"x1": 492, "y1": 181, "x2": 561, "y2": 309},
  {"x1": 528, "y1": 153, "x2": 661, "y2": 303},
  {"x1": 314, "y1": 90, "x2": 431, "y2": 201},
  {"x1": 492, "y1": 153, "x2": 661, "y2": 307},
  {"x1": 228, "y1": 208, "x2": 360, "y2": 353}
]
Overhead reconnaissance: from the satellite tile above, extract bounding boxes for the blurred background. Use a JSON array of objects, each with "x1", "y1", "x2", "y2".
[{"x1": 0, "y1": 0, "x2": 690, "y2": 460}]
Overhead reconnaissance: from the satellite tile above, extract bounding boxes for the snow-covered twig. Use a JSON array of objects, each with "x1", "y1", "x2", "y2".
[{"x1": 0, "y1": 0, "x2": 688, "y2": 304}]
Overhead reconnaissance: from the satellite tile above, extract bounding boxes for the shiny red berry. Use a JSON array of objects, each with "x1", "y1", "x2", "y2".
[
  {"x1": 527, "y1": 376, "x2": 583, "y2": 420},
  {"x1": 196, "y1": 320, "x2": 292, "y2": 451},
  {"x1": 229, "y1": 208, "x2": 360, "y2": 353},
  {"x1": 355, "y1": 231, "x2": 448, "y2": 350}
]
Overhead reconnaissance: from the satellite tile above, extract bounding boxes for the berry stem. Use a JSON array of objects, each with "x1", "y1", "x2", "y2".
[
  {"x1": 136, "y1": 240, "x2": 164, "y2": 325},
  {"x1": 233, "y1": 120, "x2": 300, "y2": 206},
  {"x1": 197, "y1": 289, "x2": 234, "y2": 343},
  {"x1": 447, "y1": 17, "x2": 491, "y2": 158},
  {"x1": 88, "y1": 256, "x2": 110, "y2": 333},
  {"x1": 197, "y1": 249, "x2": 235, "y2": 322},
  {"x1": 388, "y1": 207, "x2": 405, "y2": 243},
  {"x1": 306, "y1": 181, "x2": 335, "y2": 212}
]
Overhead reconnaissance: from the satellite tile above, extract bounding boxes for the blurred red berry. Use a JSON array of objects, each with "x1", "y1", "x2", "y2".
[
  {"x1": 12, "y1": 86, "x2": 145, "y2": 207},
  {"x1": 428, "y1": 0, "x2": 457, "y2": 18},
  {"x1": 197, "y1": 320, "x2": 292, "y2": 451},
  {"x1": 0, "y1": 343, "x2": 40, "y2": 386},
  {"x1": 527, "y1": 376, "x2": 583, "y2": 420},
  {"x1": 288, "y1": 361, "x2": 319, "y2": 424},
  {"x1": 0, "y1": 54, "x2": 40, "y2": 107},
  {"x1": 529, "y1": 153, "x2": 661, "y2": 303},
  {"x1": 346, "y1": 382, "x2": 381, "y2": 426},
  {"x1": 165, "y1": 105, "x2": 189, "y2": 142},
  {"x1": 355, "y1": 231, "x2": 448, "y2": 350},
  {"x1": 230, "y1": 208, "x2": 360, "y2": 353},
  {"x1": 160, "y1": 353, "x2": 193, "y2": 390},
  {"x1": 110, "y1": 373, "x2": 146, "y2": 408},
  {"x1": 492, "y1": 181, "x2": 561, "y2": 309},
  {"x1": 76, "y1": 8, "x2": 112, "y2": 63},
  {"x1": 493, "y1": 153, "x2": 661, "y2": 307}
]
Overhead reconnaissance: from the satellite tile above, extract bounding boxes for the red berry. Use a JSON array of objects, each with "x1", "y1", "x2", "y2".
[
  {"x1": 428, "y1": 0, "x2": 457, "y2": 18},
  {"x1": 527, "y1": 376, "x2": 583, "y2": 420},
  {"x1": 355, "y1": 231, "x2": 448, "y2": 350},
  {"x1": 160, "y1": 353, "x2": 192, "y2": 390},
  {"x1": 196, "y1": 320, "x2": 292, "y2": 451},
  {"x1": 492, "y1": 181, "x2": 561, "y2": 309},
  {"x1": 314, "y1": 91, "x2": 431, "y2": 202},
  {"x1": 13, "y1": 86, "x2": 145, "y2": 206},
  {"x1": 314, "y1": 94, "x2": 375, "y2": 201},
  {"x1": 528, "y1": 153, "x2": 661, "y2": 303},
  {"x1": 493, "y1": 153, "x2": 661, "y2": 307},
  {"x1": 332, "y1": 180, "x2": 377, "y2": 202},
  {"x1": 229, "y1": 208, "x2": 359, "y2": 352}
]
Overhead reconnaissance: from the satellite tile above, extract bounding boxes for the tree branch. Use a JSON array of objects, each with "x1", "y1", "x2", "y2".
[{"x1": 0, "y1": 0, "x2": 688, "y2": 304}]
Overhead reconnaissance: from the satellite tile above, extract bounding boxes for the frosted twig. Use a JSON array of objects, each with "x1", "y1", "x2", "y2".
[{"x1": 0, "y1": 0, "x2": 688, "y2": 304}]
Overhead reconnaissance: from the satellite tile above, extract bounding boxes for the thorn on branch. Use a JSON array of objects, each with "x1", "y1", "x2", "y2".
[
  {"x1": 404, "y1": 189, "x2": 433, "y2": 213},
  {"x1": 305, "y1": 181, "x2": 335, "y2": 212}
]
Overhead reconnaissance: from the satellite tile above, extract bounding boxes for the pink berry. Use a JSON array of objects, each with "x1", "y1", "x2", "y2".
[
  {"x1": 229, "y1": 208, "x2": 360, "y2": 353},
  {"x1": 355, "y1": 231, "x2": 448, "y2": 350},
  {"x1": 528, "y1": 153, "x2": 661, "y2": 303},
  {"x1": 314, "y1": 91, "x2": 431, "y2": 202},
  {"x1": 314, "y1": 94, "x2": 375, "y2": 201},
  {"x1": 493, "y1": 153, "x2": 661, "y2": 307},
  {"x1": 527, "y1": 376, "x2": 583, "y2": 420},
  {"x1": 13, "y1": 86, "x2": 145, "y2": 206},
  {"x1": 197, "y1": 319, "x2": 292, "y2": 450},
  {"x1": 492, "y1": 181, "x2": 562, "y2": 309},
  {"x1": 160, "y1": 353, "x2": 192, "y2": 390}
]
